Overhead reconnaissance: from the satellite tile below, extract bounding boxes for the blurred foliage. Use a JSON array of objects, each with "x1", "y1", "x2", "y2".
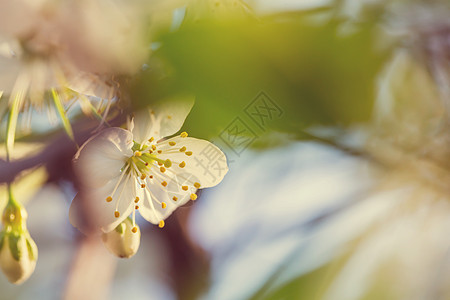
[
  {"x1": 131, "y1": 16, "x2": 388, "y2": 141},
  {"x1": 258, "y1": 265, "x2": 333, "y2": 300},
  {"x1": 259, "y1": 257, "x2": 405, "y2": 300},
  {"x1": 250, "y1": 244, "x2": 375, "y2": 300},
  {"x1": 0, "y1": 142, "x2": 47, "y2": 208}
]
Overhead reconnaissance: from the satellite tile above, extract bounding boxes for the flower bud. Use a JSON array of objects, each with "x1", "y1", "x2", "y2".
[
  {"x1": 0, "y1": 230, "x2": 37, "y2": 284},
  {"x1": 101, "y1": 218, "x2": 140, "y2": 258},
  {"x1": 0, "y1": 191, "x2": 38, "y2": 284}
]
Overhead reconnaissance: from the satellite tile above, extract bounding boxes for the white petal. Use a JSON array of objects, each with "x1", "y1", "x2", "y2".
[
  {"x1": 157, "y1": 137, "x2": 229, "y2": 188},
  {"x1": 131, "y1": 98, "x2": 194, "y2": 145},
  {"x1": 68, "y1": 194, "x2": 91, "y2": 235},
  {"x1": 137, "y1": 174, "x2": 194, "y2": 224},
  {"x1": 66, "y1": 71, "x2": 116, "y2": 99},
  {"x1": 0, "y1": 1, "x2": 38, "y2": 38},
  {"x1": 74, "y1": 127, "x2": 133, "y2": 188},
  {"x1": 0, "y1": 55, "x2": 21, "y2": 95},
  {"x1": 131, "y1": 108, "x2": 160, "y2": 146},
  {"x1": 70, "y1": 172, "x2": 136, "y2": 233},
  {"x1": 156, "y1": 98, "x2": 194, "y2": 138}
]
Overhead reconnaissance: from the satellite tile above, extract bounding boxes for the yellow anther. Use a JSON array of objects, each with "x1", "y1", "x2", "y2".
[
  {"x1": 182, "y1": 185, "x2": 188, "y2": 191},
  {"x1": 162, "y1": 202, "x2": 167, "y2": 209},
  {"x1": 135, "y1": 197, "x2": 140, "y2": 203},
  {"x1": 179, "y1": 161, "x2": 186, "y2": 168},
  {"x1": 141, "y1": 174, "x2": 146, "y2": 180},
  {"x1": 135, "y1": 151, "x2": 142, "y2": 157},
  {"x1": 180, "y1": 132, "x2": 188, "y2": 138},
  {"x1": 194, "y1": 182, "x2": 201, "y2": 189},
  {"x1": 157, "y1": 150, "x2": 162, "y2": 154},
  {"x1": 185, "y1": 151, "x2": 193, "y2": 156},
  {"x1": 114, "y1": 211, "x2": 120, "y2": 218},
  {"x1": 131, "y1": 227, "x2": 138, "y2": 233},
  {"x1": 135, "y1": 205, "x2": 139, "y2": 210},
  {"x1": 161, "y1": 181, "x2": 167, "y2": 187},
  {"x1": 158, "y1": 220, "x2": 165, "y2": 228},
  {"x1": 148, "y1": 137, "x2": 154, "y2": 142},
  {"x1": 167, "y1": 115, "x2": 172, "y2": 119},
  {"x1": 160, "y1": 167, "x2": 166, "y2": 173},
  {"x1": 152, "y1": 145, "x2": 157, "y2": 151},
  {"x1": 106, "y1": 196, "x2": 112, "y2": 202},
  {"x1": 190, "y1": 194, "x2": 198, "y2": 201},
  {"x1": 173, "y1": 196, "x2": 178, "y2": 201},
  {"x1": 141, "y1": 184, "x2": 146, "y2": 188},
  {"x1": 164, "y1": 159, "x2": 172, "y2": 168},
  {"x1": 179, "y1": 146, "x2": 186, "y2": 152},
  {"x1": 149, "y1": 150, "x2": 153, "y2": 154},
  {"x1": 169, "y1": 141, "x2": 176, "y2": 146}
]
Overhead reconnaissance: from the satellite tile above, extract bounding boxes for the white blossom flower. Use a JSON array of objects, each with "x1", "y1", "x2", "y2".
[
  {"x1": 0, "y1": 0, "x2": 154, "y2": 154},
  {"x1": 70, "y1": 100, "x2": 228, "y2": 233},
  {"x1": 0, "y1": 0, "x2": 120, "y2": 103}
]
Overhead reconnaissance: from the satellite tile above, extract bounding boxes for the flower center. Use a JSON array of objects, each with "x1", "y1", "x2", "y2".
[
  {"x1": 105, "y1": 132, "x2": 200, "y2": 231},
  {"x1": 128, "y1": 150, "x2": 171, "y2": 176}
]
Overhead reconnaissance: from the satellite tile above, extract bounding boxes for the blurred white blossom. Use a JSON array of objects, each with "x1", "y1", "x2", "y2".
[{"x1": 188, "y1": 2, "x2": 450, "y2": 299}]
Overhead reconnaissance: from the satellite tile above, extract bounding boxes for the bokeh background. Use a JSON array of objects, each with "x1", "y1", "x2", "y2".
[{"x1": 1, "y1": 0, "x2": 450, "y2": 299}]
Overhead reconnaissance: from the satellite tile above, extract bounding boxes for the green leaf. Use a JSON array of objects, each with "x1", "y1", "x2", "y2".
[
  {"x1": 5, "y1": 91, "x2": 25, "y2": 161},
  {"x1": 132, "y1": 17, "x2": 388, "y2": 143},
  {"x1": 51, "y1": 88, "x2": 76, "y2": 144}
]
